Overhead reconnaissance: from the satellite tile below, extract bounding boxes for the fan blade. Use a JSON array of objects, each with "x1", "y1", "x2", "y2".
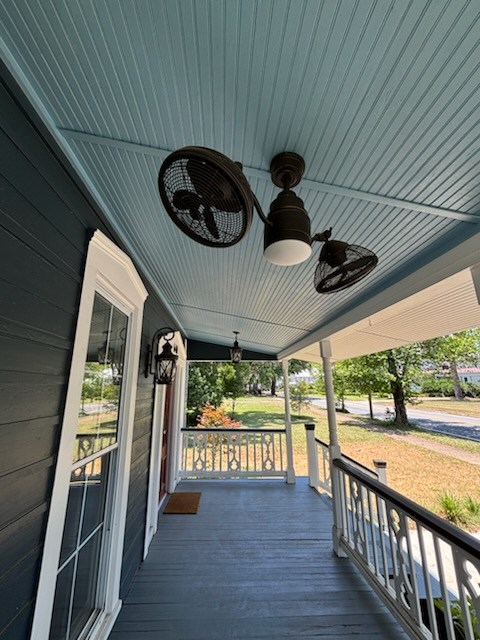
[
  {"x1": 320, "y1": 265, "x2": 346, "y2": 285},
  {"x1": 203, "y1": 207, "x2": 220, "y2": 239},
  {"x1": 172, "y1": 190, "x2": 202, "y2": 219},
  {"x1": 186, "y1": 159, "x2": 241, "y2": 213},
  {"x1": 321, "y1": 256, "x2": 372, "y2": 284},
  {"x1": 343, "y1": 256, "x2": 372, "y2": 272},
  {"x1": 186, "y1": 159, "x2": 210, "y2": 196}
]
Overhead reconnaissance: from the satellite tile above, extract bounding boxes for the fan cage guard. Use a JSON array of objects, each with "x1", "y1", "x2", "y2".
[
  {"x1": 158, "y1": 147, "x2": 253, "y2": 247},
  {"x1": 314, "y1": 244, "x2": 378, "y2": 293}
]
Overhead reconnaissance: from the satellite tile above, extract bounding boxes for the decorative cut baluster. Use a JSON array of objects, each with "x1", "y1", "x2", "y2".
[
  {"x1": 262, "y1": 433, "x2": 274, "y2": 471},
  {"x1": 349, "y1": 478, "x2": 366, "y2": 558},
  {"x1": 192, "y1": 432, "x2": 207, "y2": 471},
  {"x1": 453, "y1": 551, "x2": 480, "y2": 640},
  {"x1": 386, "y1": 507, "x2": 418, "y2": 620},
  {"x1": 179, "y1": 428, "x2": 288, "y2": 479}
]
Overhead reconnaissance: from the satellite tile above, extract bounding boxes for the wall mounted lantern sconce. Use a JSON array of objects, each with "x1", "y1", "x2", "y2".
[
  {"x1": 145, "y1": 327, "x2": 178, "y2": 384},
  {"x1": 230, "y1": 331, "x2": 243, "y2": 364}
]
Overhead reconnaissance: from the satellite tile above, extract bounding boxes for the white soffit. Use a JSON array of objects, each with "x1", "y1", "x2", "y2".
[{"x1": 291, "y1": 268, "x2": 480, "y2": 363}]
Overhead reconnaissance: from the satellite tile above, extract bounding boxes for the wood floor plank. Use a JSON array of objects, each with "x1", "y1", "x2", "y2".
[{"x1": 109, "y1": 479, "x2": 409, "y2": 639}]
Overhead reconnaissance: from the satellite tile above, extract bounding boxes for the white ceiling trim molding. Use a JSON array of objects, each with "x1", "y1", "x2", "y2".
[
  {"x1": 279, "y1": 233, "x2": 480, "y2": 360},
  {"x1": 59, "y1": 128, "x2": 480, "y2": 225}
]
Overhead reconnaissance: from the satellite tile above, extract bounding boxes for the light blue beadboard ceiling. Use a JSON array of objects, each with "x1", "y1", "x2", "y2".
[{"x1": 1, "y1": 0, "x2": 480, "y2": 355}]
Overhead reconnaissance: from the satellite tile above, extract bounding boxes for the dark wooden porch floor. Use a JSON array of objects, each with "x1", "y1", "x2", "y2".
[{"x1": 109, "y1": 478, "x2": 409, "y2": 639}]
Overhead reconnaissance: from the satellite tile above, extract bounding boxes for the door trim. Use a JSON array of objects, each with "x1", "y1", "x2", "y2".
[
  {"x1": 143, "y1": 384, "x2": 166, "y2": 558},
  {"x1": 143, "y1": 333, "x2": 186, "y2": 558}
]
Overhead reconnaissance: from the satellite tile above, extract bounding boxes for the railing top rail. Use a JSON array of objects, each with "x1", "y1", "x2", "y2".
[
  {"x1": 334, "y1": 458, "x2": 480, "y2": 556},
  {"x1": 182, "y1": 427, "x2": 286, "y2": 433},
  {"x1": 76, "y1": 430, "x2": 117, "y2": 436},
  {"x1": 315, "y1": 438, "x2": 378, "y2": 478}
]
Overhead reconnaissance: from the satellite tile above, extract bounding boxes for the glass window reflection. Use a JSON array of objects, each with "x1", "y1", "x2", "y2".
[{"x1": 75, "y1": 294, "x2": 128, "y2": 463}]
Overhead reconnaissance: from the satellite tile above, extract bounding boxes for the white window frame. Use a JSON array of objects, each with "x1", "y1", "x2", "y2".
[
  {"x1": 31, "y1": 230, "x2": 148, "y2": 640},
  {"x1": 144, "y1": 333, "x2": 187, "y2": 558}
]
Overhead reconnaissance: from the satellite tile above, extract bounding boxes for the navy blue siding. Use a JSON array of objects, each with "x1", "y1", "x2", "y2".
[{"x1": 0, "y1": 66, "x2": 174, "y2": 639}]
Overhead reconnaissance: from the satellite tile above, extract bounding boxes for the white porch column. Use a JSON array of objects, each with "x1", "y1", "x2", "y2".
[
  {"x1": 282, "y1": 358, "x2": 296, "y2": 484},
  {"x1": 305, "y1": 422, "x2": 319, "y2": 488},
  {"x1": 320, "y1": 340, "x2": 346, "y2": 557}
]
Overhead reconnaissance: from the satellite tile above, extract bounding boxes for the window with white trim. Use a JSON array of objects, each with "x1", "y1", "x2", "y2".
[{"x1": 31, "y1": 231, "x2": 148, "y2": 640}]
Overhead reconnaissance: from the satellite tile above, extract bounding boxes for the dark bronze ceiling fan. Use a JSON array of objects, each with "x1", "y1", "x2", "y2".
[{"x1": 158, "y1": 146, "x2": 377, "y2": 292}]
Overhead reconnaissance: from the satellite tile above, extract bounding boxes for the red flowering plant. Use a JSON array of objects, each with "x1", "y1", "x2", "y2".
[
  {"x1": 197, "y1": 403, "x2": 242, "y2": 428},
  {"x1": 197, "y1": 404, "x2": 242, "y2": 468}
]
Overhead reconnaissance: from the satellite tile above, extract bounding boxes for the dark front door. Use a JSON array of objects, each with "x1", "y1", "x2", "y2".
[{"x1": 159, "y1": 385, "x2": 173, "y2": 500}]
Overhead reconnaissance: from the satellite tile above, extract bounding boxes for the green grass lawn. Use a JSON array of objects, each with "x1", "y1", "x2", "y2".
[{"x1": 227, "y1": 395, "x2": 480, "y2": 525}]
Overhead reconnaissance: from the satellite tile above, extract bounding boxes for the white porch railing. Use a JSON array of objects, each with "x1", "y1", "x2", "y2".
[
  {"x1": 333, "y1": 458, "x2": 480, "y2": 640},
  {"x1": 180, "y1": 427, "x2": 287, "y2": 479},
  {"x1": 305, "y1": 426, "x2": 380, "y2": 493}
]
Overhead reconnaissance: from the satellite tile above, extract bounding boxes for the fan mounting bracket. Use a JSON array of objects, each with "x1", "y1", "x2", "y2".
[{"x1": 270, "y1": 152, "x2": 305, "y2": 188}]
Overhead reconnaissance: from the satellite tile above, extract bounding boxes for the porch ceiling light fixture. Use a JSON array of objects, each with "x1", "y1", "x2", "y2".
[
  {"x1": 145, "y1": 327, "x2": 178, "y2": 385},
  {"x1": 158, "y1": 148, "x2": 378, "y2": 291},
  {"x1": 230, "y1": 331, "x2": 243, "y2": 364}
]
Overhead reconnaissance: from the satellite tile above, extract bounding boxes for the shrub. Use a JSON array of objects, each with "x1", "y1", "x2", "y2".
[
  {"x1": 197, "y1": 403, "x2": 242, "y2": 428},
  {"x1": 289, "y1": 381, "x2": 311, "y2": 416},
  {"x1": 439, "y1": 492, "x2": 467, "y2": 526},
  {"x1": 439, "y1": 493, "x2": 480, "y2": 529},
  {"x1": 419, "y1": 375, "x2": 454, "y2": 397},
  {"x1": 434, "y1": 597, "x2": 480, "y2": 640},
  {"x1": 465, "y1": 496, "x2": 480, "y2": 520}
]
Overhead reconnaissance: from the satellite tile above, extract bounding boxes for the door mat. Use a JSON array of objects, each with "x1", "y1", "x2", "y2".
[{"x1": 163, "y1": 492, "x2": 201, "y2": 514}]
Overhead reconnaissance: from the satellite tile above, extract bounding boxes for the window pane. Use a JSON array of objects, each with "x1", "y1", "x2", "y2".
[
  {"x1": 59, "y1": 470, "x2": 86, "y2": 566},
  {"x1": 49, "y1": 559, "x2": 75, "y2": 640},
  {"x1": 69, "y1": 531, "x2": 103, "y2": 640},
  {"x1": 75, "y1": 294, "x2": 128, "y2": 463},
  {"x1": 80, "y1": 453, "x2": 110, "y2": 544}
]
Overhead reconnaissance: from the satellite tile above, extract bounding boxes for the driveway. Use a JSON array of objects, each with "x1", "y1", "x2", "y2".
[{"x1": 309, "y1": 398, "x2": 480, "y2": 442}]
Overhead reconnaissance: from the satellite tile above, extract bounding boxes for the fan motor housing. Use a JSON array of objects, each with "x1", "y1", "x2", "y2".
[{"x1": 264, "y1": 190, "x2": 311, "y2": 253}]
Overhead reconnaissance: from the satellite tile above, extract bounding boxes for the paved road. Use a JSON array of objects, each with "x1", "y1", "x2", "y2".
[{"x1": 309, "y1": 398, "x2": 480, "y2": 442}]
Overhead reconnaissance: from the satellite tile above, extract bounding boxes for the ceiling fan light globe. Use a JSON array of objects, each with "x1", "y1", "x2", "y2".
[{"x1": 264, "y1": 239, "x2": 312, "y2": 266}]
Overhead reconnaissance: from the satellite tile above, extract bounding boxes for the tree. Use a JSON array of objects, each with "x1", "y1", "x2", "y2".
[
  {"x1": 249, "y1": 360, "x2": 306, "y2": 396},
  {"x1": 289, "y1": 380, "x2": 311, "y2": 416},
  {"x1": 187, "y1": 363, "x2": 224, "y2": 423},
  {"x1": 331, "y1": 361, "x2": 351, "y2": 412},
  {"x1": 220, "y1": 362, "x2": 250, "y2": 417},
  {"x1": 384, "y1": 345, "x2": 423, "y2": 425},
  {"x1": 341, "y1": 354, "x2": 390, "y2": 419},
  {"x1": 423, "y1": 329, "x2": 480, "y2": 400}
]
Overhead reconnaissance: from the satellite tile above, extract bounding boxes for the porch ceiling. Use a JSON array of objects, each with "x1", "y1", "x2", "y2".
[{"x1": 1, "y1": 1, "x2": 480, "y2": 358}]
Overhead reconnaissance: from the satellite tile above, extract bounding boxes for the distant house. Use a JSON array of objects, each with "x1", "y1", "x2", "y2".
[
  {"x1": 456, "y1": 367, "x2": 480, "y2": 384},
  {"x1": 432, "y1": 366, "x2": 480, "y2": 384},
  {"x1": 289, "y1": 369, "x2": 316, "y2": 386}
]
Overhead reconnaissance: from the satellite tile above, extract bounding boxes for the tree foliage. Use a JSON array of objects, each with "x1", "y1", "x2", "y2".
[
  {"x1": 289, "y1": 380, "x2": 311, "y2": 416},
  {"x1": 248, "y1": 360, "x2": 307, "y2": 396},
  {"x1": 423, "y1": 329, "x2": 480, "y2": 400},
  {"x1": 339, "y1": 354, "x2": 390, "y2": 417},
  {"x1": 220, "y1": 362, "x2": 250, "y2": 416},
  {"x1": 384, "y1": 345, "x2": 423, "y2": 424},
  {"x1": 197, "y1": 403, "x2": 241, "y2": 428},
  {"x1": 187, "y1": 363, "x2": 224, "y2": 422}
]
